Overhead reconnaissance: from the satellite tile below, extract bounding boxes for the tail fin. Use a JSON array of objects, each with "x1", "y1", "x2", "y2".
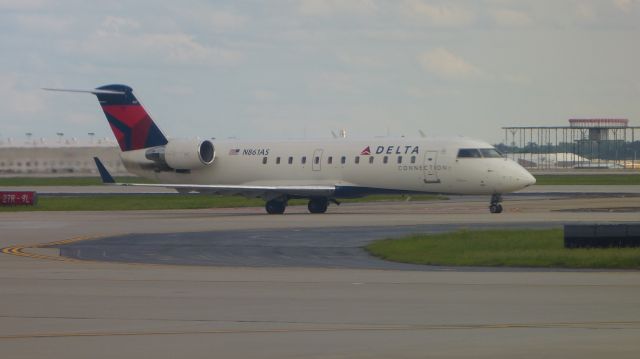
[
  {"x1": 44, "y1": 84, "x2": 168, "y2": 151},
  {"x1": 94, "y1": 84, "x2": 168, "y2": 151}
]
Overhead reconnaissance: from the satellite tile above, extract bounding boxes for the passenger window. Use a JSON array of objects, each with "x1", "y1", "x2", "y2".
[
  {"x1": 383, "y1": 156, "x2": 388, "y2": 164},
  {"x1": 276, "y1": 157, "x2": 281, "y2": 164},
  {"x1": 341, "y1": 156, "x2": 346, "y2": 164},
  {"x1": 328, "y1": 156, "x2": 333, "y2": 164},
  {"x1": 410, "y1": 156, "x2": 416, "y2": 164},
  {"x1": 262, "y1": 157, "x2": 267, "y2": 164},
  {"x1": 301, "y1": 156, "x2": 307, "y2": 164},
  {"x1": 457, "y1": 149, "x2": 481, "y2": 158},
  {"x1": 397, "y1": 156, "x2": 402, "y2": 164},
  {"x1": 288, "y1": 156, "x2": 293, "y2": 164},
  {"x1": 369, "y1": 156, "x2": 374, "y2": 164},
  {"x1": 479, "y1": 148, "x2": 503, "y2": 158},
  {"x1": 355, "y1": 156, "x2": 360, "y2": 164},
  {"x1": 314, "y1": 156, "x2": 320, "y2": 164}
]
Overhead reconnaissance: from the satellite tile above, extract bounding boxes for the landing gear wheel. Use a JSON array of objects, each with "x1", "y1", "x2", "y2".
[
  {"x1": 265, "y1": 199, "x2": 286, "y2": 214},
  {"x1": 307, "y1": 198, "x2": 328, "y2": 214},
  {"x1": 489, "y1": 204, "x2": 503, "y2": 214},
  {"x1": 489, "y1": 194, "x2": 503, "y2": 214}
]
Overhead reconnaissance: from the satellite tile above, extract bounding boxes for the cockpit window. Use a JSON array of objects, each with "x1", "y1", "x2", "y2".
[
  {"x1": 479, "y1": 148, "x2": 502, "y2": 158},
  {"x1": 457, "y1": 149, "x2": 482, "y2": 158},
  {"x1": 457, "y1": 148, "x2": 503, "y2": 159}
]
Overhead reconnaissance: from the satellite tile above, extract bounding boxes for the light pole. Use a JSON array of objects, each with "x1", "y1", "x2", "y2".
[{"x1": 56, "y1": 132, "x2": 64, "y2": 144}]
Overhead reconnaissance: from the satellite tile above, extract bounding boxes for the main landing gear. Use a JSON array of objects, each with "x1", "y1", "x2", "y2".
[
  {"x1": 489, "y1": 194, "x2": 503, "y2": 214},
  {"x1": 307, "y1": 198, "x2": 329, "y2": 214},
  {"x1": 264, "y1": 197, "x2": 336, "y2": 214},
  {"x1": 265, "y1": 199, "x2": 287, "y2": 214}
]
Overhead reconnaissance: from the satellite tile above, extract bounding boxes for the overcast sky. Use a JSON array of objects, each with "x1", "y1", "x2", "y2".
[{"x1": 1, "y1": 0, "x2": 639, "y2": 144}]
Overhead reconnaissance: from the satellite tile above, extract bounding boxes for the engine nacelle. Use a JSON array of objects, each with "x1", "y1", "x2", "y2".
[{"x1": 145, "y1": 139, "x2": 215, "y2": 171}]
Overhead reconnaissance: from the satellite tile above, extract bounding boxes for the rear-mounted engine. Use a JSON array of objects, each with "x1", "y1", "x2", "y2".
[{"x1": 145, "y1": 139, "x2": 215, "y2": 171}]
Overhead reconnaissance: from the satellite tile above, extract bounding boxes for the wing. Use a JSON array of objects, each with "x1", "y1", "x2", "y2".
[
  {"x1": 119, "y1": 182, "x2": 334, "y2": 198},
  {"x1": 93, "y1": 157, "x2": 335, "y2": 198}
]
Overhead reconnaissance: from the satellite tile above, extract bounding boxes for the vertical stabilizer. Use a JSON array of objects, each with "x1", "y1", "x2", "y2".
[{"x1": 94, "y1": 84, "x2": 168, "y2": 151}]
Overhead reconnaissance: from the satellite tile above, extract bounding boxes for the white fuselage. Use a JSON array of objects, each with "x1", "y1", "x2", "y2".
[{"x1": 119, "y1": 137, "x2": 535, "y2": 197}]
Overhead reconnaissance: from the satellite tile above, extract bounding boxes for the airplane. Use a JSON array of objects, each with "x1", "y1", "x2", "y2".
[{"x1": 44, "y1": 84, "x2": 536, "y2": 214}]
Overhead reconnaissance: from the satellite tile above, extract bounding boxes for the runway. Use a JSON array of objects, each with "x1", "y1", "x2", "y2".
[{"x1": 1, "y1": 190, "x2": 640, "y2": 358}]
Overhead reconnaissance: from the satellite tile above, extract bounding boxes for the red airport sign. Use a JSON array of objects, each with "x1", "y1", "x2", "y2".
[{"x1": 0, "y1": 191, "x2": 38, "y2": 206}]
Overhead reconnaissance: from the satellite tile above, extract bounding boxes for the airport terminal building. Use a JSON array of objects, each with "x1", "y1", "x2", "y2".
[{"x1": 0, "y1": 138, "x2": 127, "y2": 176}]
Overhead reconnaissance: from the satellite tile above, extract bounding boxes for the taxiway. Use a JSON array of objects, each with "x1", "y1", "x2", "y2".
[{"x1": 1, "y1": 190, "x2": 639, "y2": 358}]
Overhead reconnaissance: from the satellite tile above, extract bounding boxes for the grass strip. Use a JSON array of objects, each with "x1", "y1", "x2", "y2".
[
  {"x1": 0, "y1": 177, "x2": 153, "y2": 186},
  {"x1": 0, "y1": 194, "x2": 444, "y2": 212},
  {"x1": 366, "y1": 229, "x2": 640, "y2": 269}
]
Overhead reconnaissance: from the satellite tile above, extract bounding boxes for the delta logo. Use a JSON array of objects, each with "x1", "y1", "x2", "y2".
[{"x1": 360, "y1": 145, "x2": 420, "y2": 155}]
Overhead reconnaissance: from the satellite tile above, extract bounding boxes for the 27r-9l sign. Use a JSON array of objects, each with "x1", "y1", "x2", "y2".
[{"x1": 0, "y1": 191, "x2": 38, "y2": 206}]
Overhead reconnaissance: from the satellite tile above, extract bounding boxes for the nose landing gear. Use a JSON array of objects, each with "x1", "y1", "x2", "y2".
[{"x1": 489, "y1": 194, "x2": 503, "y2": 214}]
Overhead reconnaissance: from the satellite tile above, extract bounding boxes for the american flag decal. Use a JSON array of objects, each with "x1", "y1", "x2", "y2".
[{"x1": 229, "y1": 148, "x2": 240, "y2": 155}]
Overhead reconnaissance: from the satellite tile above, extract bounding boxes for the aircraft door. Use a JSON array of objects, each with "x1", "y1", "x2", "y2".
[
  {"x1": 423, "y1": 150, "x2": 441, "y2": 183},
  {"x1": 312, "y1": 149, "x2": 323, "y2": 171}
]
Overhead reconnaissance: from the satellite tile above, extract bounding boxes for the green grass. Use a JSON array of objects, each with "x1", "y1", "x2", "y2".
[
  {"x1": 0, "y1": 195, "x2": 262, "y2": 211},
  {"x1": 0, "y1": 176, "x2": 153, "y2": 186},
  {"x1": 534, "y1": 174, "x2": 640, "y2": 185},
  {"x1": 0, "y1": 193, "x2": 444, "y2": 212},
  {"x1": 366, "y1": 229, "x2": 640, "y2": 269}
]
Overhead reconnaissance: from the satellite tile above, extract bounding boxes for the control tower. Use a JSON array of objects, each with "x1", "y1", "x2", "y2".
[
  {"x1": 502, "y1": 118, "x2": 639, "y2": 170},
  {"x1": 569, "y1": 118, "x2": 628, "y2": 141}
]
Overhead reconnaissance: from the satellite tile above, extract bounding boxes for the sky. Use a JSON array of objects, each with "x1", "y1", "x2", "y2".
[{"x1": 1, "y1": 0, "x2": 639, "y2": 145}]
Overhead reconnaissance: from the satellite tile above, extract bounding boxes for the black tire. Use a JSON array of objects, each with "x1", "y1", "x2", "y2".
[
  {"x1": 265, "y1": 200, "x2": 286, "y2": 214},
  {"x1": 489, "y1": 204, "x2": 503, "y2": 214},
  {"x1": 307, "y1": 198, "x2": 328, "y2": 214}
]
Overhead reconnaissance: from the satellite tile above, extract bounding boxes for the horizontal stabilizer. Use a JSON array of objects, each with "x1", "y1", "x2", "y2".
[
  {"x1": 42, "y1": 88, "x2": 126, "y2": 95},
  {"x1": 93, "y1": 157, "x2": 116, "y2": 184}
]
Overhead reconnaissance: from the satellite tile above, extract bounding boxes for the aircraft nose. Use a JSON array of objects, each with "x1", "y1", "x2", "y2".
[
  {"x1": 501, "y1": 162, "x2": 535, "y2": 192},
  {"x1": 516, "y1": 166, "x2": 536, "y2": 188},
  {"x1": 524, "y1": 171, "x2": 536, "y2": 186}
]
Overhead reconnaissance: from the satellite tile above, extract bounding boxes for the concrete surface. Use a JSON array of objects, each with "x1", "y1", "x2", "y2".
[{"x1": 1, "y1": 192, "x2": 639, "y2": 358}]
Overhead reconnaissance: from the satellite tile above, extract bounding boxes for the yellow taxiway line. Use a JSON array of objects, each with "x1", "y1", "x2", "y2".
[{"x1": 0, "y1": 236, "x2": 96, "y2": 263}]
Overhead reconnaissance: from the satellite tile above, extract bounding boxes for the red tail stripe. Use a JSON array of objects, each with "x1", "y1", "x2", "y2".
[{"x1": 102, "y1": 105, "x2": 152, "y2": 150}]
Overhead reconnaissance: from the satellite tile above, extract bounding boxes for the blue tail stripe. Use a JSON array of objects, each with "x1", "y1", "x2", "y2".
[{"x1": 104, "y1": 112, "x2": 133, "y2": 151}]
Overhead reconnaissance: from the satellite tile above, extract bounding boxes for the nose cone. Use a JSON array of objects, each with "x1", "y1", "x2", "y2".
[
  {"x1": 499, "y1": 162, "x2": 536, "y2": 192},
  {"x1": 522, "y1": 168, "x2": 536, "y2": 187},
  {"x1": 515, "y1": 166, "x2": 536, "y2": 189}
]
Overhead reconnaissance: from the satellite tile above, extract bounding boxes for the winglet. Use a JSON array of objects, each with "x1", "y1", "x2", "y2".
[{"x1": 93, "y1": 157, "x2": 116, "y2": 184}]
